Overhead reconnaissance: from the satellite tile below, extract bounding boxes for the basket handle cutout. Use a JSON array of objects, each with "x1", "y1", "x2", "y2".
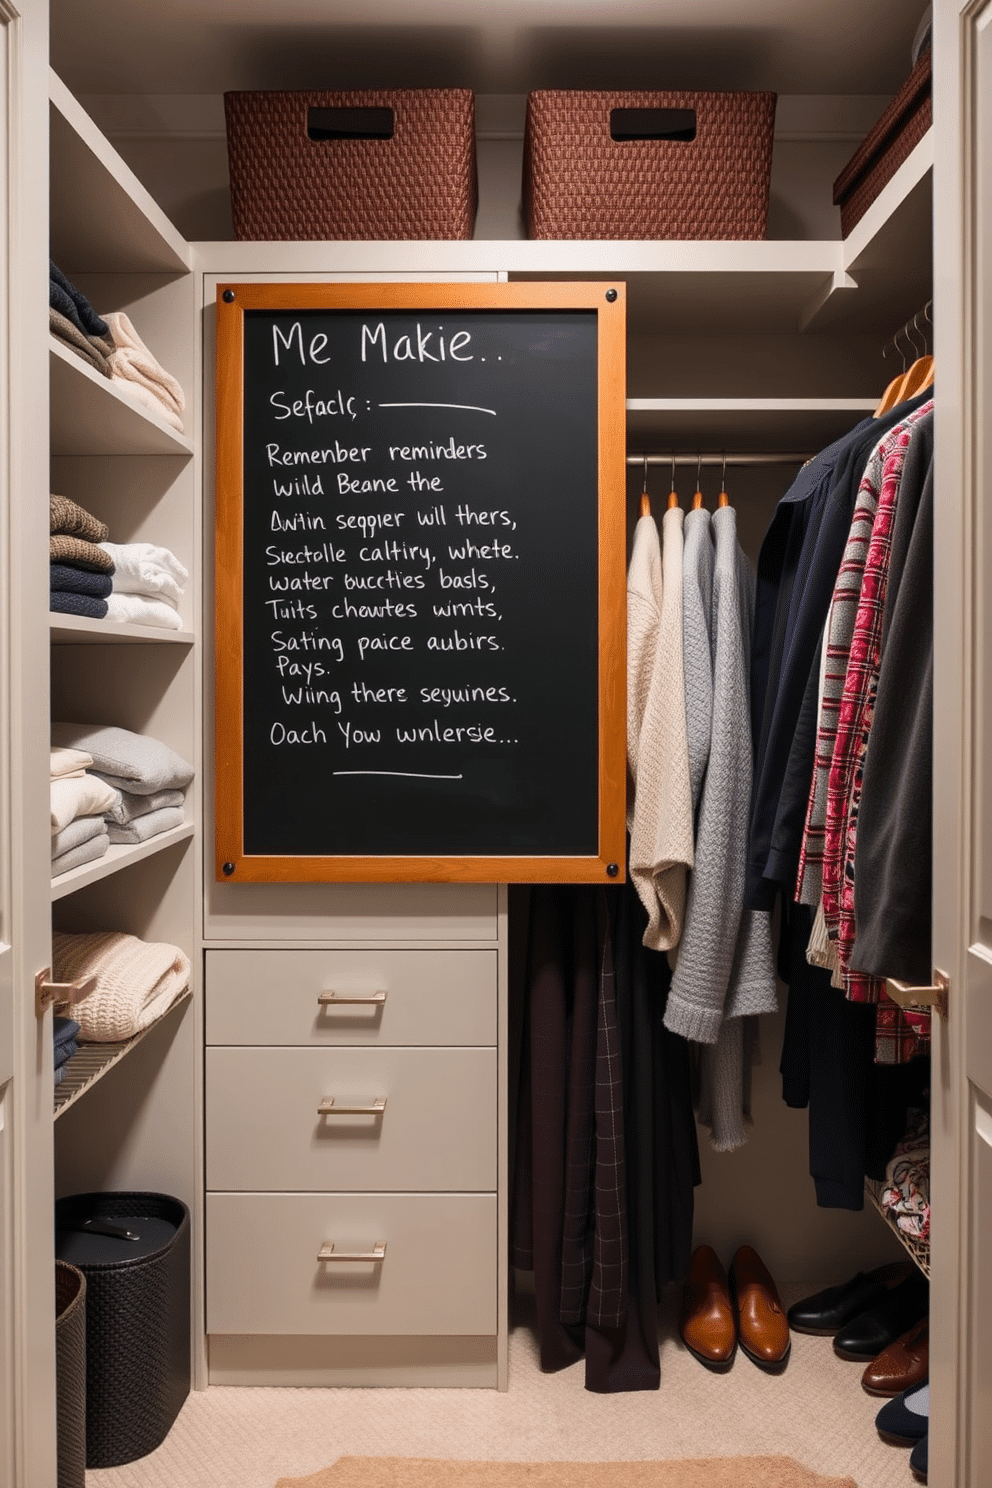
[
  {"x1": 609, "y1": 107, "x2": 696, "y2": 142},
  {"x1": 308, "y1": 106, "x2": 395, "y2": 141}
]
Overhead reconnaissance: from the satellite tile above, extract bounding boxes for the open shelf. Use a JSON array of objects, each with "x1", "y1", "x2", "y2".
[
  {"x1": 50, "y1": 70, "x2": 189, "y2": 276},
  {"x1": 49, "y1": 339, "x2": 193, "y2": 457},
  {"x1": 53, "y1": 988, "x2": 192, "y2": 1119},
  {"x1": 50, "y1": 613, "x2": 194, "y2": 645},
  {"x1": 625, "y1": 397, "x2": 878, "y2": 454},
  {"x1": 51, "y1": 824, "x2": 194, "y2": 902}
]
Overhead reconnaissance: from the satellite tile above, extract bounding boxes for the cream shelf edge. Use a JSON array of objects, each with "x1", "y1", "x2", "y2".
[
  {"x1": 49, "y1": 338, "x2": 193, "y2": 457},
  {"x1": 50, "y1": 825, "x2": 195, "y2": 903},
  {"x1": 50, "y1": 615, "x2": 194, "y2": 645}
]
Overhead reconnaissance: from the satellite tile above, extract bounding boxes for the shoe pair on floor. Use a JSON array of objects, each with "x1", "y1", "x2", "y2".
[
  {"x1": 876, "y1": 1379, "x2": 929, "y2": 1483},
  {"x1": 787, "y1": 1261, "x2": 929, "y2": 1395},
  {"x1": 680, "y1": 1244, "x2": 790, "y2": 1370}
]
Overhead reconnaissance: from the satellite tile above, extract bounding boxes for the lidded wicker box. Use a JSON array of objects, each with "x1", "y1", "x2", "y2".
[
  {"x1": 832, "y1": 48, "x2": 931, "y2": 238},
  {"x1": 523, "y1": 89, "x2": 777, "y2": 240},
  {"x1": 224, "y1": 88, "x2": 477, "y2": 241}
]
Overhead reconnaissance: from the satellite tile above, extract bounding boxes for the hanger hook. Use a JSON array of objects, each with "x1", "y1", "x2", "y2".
[
  {"x1": 895, "y1": 325, "x2": 908, "y2": 371},
  {"x1": 696, "y1": 452, "x2": 702, "y2": 489},
  {"x1": 721, "y1": 452, "x2": 727, "y2": 490},
  {"x1": 642, "y1": 455, "x2": 649, "y2": 494},
  {"x1": 670, "y1": 451, "x2": 676, "y2": 492}
]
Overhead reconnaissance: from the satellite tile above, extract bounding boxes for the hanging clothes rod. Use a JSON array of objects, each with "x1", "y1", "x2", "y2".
[{"x1": 627, "y1": 453, "x2": 810, "y2": 467}]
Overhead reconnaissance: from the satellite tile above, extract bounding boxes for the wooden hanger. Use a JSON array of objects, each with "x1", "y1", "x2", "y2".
[
  {"x1": 691, "y1": 453, "x2": 704, "y2": 509},
  {"x1": 639, "y1": 456, "x2": 651, "y2": 518},
  {"x1": 667, "y1": 452, "x2": 680, "y2": 509},
  {"x1": 716, "y1": 452, "x2": 730, "y2": 508},
  {"x1": 875, "y1": 306, "x2": 935, "y2": 415},
  {"x1": 874, "y1": 326, "x2": 910, "y2": 416}
]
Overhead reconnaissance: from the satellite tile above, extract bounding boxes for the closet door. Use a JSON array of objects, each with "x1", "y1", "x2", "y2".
[{"x1": 932, "y1": 5, "x2": 992, "y2": 1486}]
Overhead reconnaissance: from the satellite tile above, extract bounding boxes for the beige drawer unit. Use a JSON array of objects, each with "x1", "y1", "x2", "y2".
[
  {"x1": 205, "y1": 949, "x2": 497, "y2": 1047},
  {"x1": 205, "y1": 1046, "x2": 497, "y2": 1191},
  {"x1": 205, "y1": 1192, "x2": 498, "y2": 1336}
]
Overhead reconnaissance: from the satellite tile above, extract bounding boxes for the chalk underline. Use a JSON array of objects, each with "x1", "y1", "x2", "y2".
[
  {"x1": 378, "y1": 402, "x2": 497, "y2": 416},
  {"x1": 333, "y1": 770, "x2": 464, "y2": 780}
]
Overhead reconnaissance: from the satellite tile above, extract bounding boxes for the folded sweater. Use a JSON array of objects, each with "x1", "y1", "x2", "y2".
[
  {"x1": 50, "y1": 263, "x2": 110, "y2": 338},
  {"x1": 51, "y1": 746, "x2": 93, "y2": 781},
  {"x1": 98, "y1": 541, "x2": 188, "y2": 602},
  {"x1": 49, "y1": 307, "x2": 113, "y2": 377},
  {"x1": 50, "y1": 563, "x2": 115, "y2": 599},
  {"x1": 50, "y1": 593, "x2": 108, "y2": 620},
  {"x1": 50, "y1": 721, "x2": 194, "y2": 796},
  {"x1": 107, "y1": 787, "x2": 185, "y2": 826},
  {"x1": 52, "y1": 812, "x2": 108, "y2": 858},
  {"x1": 50, "y1": 535, "x2": 115, "y2": 573},
  {"x1": 107, "y1": 804, "x2": 185, "y2": 845},
  {"x1": 51, "y1": 930, "x2": 191, "y2": 1042},
  {"x1": 50, "y1": 494, "x2": 109, "y2": 542},
  {"x1": 52, "y1": 831, "x2": 110, "y2": 878}
]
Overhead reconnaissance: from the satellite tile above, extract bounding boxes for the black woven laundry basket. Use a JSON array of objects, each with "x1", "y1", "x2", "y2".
[
  {"x1": 54, "y1": 1260, "x2": 86, "y2": 1488},
  {"x1": 55, "y1": 1191, "x2": 190, "y2": 1468}
]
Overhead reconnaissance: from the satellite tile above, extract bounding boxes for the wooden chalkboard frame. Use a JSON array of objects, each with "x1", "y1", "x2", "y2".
[{"x1": 215, "y1": 280, "x2": 626, "y2": 883}]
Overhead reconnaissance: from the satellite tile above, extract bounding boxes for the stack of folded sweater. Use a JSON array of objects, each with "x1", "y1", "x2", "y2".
[
  {"x1": 51, "y1": 930, "x2": 191, "y2": 1043},
  {"x1": 50, "y1": 721, "x2": 193, "y2": 846},
  {"x1": 103, "y1": 312, "x2": 185, "y2": 433},
  {"x1": 52, "y1": 1015, "x2": 80, "y2": 1086},
  {"x1": 51, "y1": 745, "x2": 118, "y2": 876},
  {"x1": 48, "y1": 264, "x2": 186, "y2": 433},
  {"x1": 98, "y1": 541, "x2": 189, "y2": 631},
  {"x1": 49, "y1": 261, "x2": 115, "y2": 377},
  {"x1": 50, "y1": 494, "x2": 114, "y2": 619}
]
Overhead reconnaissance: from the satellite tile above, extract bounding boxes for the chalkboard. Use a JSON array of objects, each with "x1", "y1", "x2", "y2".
[{"x1": 215, "y1": 281, "x2": 626, "y2": 883}]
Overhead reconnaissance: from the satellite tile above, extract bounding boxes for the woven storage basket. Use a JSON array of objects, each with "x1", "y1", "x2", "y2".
[
  {"x1": 55, "y1": 1192, "x2": 190, "y2": 1468},
  {"x1": 55, "y1": 1260, "x2": 86, "y2": 1488},
  {"x1": 832, "y1": 48, "x2": 931, "y2": 238},
  {"x1": 523, "y1": 89, "x2": 776, "y2": 240},
  {"x1": 225, "y1": 88, "x2": 477, "y2": 240}
]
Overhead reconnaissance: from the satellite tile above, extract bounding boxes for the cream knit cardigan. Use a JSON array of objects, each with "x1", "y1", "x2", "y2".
[
  {"x1": 626, "y1": 507, "x2": 694, "y2": 951},
  {"x1": 52, "y1": 930, "x2": 190, "y2": 1042}
]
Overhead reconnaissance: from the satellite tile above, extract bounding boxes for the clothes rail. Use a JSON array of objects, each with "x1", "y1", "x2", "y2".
[{"x1": 626, "y1": 453, "x2": 810, "y2": 467}]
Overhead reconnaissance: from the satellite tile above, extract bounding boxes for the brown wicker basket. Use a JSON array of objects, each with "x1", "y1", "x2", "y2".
[
  {"x1": 224, "y1": 89, "x2": 477, "y2": 241},
  {"x1": 833, "y1": 49, "x2": 931, "y2": 238},
  {"x1": 523, "y1": 89, "x2": 776, "y2": 241}
]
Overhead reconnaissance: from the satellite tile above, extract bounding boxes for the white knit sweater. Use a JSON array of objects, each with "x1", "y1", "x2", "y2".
[{"x1": 626, "y1": 509, "x2": 694, "y2": 950}]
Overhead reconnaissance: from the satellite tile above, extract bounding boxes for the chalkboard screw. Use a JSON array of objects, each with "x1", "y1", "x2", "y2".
[
  {"x1": 222, "y1": 290, "x2": 236, "y2": 303},
  {"x1": 605, "y1": 289, "x2": 618, "y2": 302},
  {"x1": 606, "y1": 862, "x2": 619, "y2": 877},
  {"x1": 222, "y1": 861, "x2": 236, "y2": 876}
]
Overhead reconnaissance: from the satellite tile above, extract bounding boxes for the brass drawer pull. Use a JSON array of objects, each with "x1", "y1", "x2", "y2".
[
  {"x1": 317, "y1": 1241, "x2": 386, "y2": 1263},
  {"x1": 885, "y1": 969, "x2": 949, "y2": 1018},
  {"x1": 317, "y1": 1097, "x2": 387, "y2": 1117},
  {"x1": 317, "y1": 990, "x2": 387, "y2": 1006}
]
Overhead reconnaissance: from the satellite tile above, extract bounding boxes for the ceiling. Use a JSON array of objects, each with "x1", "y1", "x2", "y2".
[{"x1": 50, "y1": 0, "x2": 930, "y2": 97}]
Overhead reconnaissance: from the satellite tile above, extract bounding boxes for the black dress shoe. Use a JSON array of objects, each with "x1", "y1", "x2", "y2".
[
  {"x1": 787, "y1": 1261, "x2": 911, "y2": 1335},
  {"x1": 833, "y1": 1270, "x2": 928, "y2": 1361}
]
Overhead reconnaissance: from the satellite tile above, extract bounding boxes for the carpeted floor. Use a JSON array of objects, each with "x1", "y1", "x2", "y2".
[
  {"x1": 85, "y1": 1285, "x2": 920, "y2": 1488},
  {"x1": 274, "y1": 1456, "x2": 859, "y2": 1488}
]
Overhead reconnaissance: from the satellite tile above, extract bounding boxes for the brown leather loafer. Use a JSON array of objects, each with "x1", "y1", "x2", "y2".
[
  {"x1": 730, "y1": 1244, "x2": 791, "y2": 1369},
  {"x1": 680, "y1": 1244, "x2": 737, "y2": 1369},
  {"x1": 861, "y1": 1317, "x2": 929, "y2": 1396}
]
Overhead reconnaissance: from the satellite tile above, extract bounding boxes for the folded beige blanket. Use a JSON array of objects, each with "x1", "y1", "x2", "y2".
[
  {"x1": 51, "y1": 746, "x2": 93, "y2": 781},
  {"x1": 50, "y1": 493, "x2": 109, "y2": 542},
  {"x1": 103, "y1": 312, "x2": 186, "y2": 431},
  {"x1": 51, "y1": 774, "x2": 121, "y2": 835},
  {"x1": 51, "y1": 929, "x2": 191, "y2": 1042}
]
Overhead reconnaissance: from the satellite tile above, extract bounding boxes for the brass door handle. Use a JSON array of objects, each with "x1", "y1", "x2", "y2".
[
  {"x1": 885, "y1": 969, "x2": 949, "y2": 1018},
  {"x1": 317, "y1": 990, "x2": 386, "y2": 1006},
  {"x1": 35, "y1": 968, "x2": 96, "y2": 1016}
]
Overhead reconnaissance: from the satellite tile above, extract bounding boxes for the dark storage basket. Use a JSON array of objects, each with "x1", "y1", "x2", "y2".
[
  {"x1": 55, "y1": 1192, "x2": 190, "y2": 1469},
  {"x1": 55, "y1": 1260, "x2": 86, "y2": 1488},
  {"x1": 523, "y1": 89, "x2": 776, "y2": 240},
  {"x1": 224, "y1": 88, "x2": 478, "y2": 241},
  {"x1": 833, "y1": 48, "x2": 931, "y2": 238}
]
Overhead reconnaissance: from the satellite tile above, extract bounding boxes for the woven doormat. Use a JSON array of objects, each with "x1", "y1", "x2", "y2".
[{"x1": 275, "y1": 1457, "x2": 859, "y2": 1488}]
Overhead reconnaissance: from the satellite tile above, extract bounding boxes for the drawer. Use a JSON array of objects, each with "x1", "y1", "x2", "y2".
[
  {"x1": 206, "y1": 1046, "x2": 496, "y2": 1191},
  {"x1": 205, "y1": 1192, "x2": 497, "y2": 1336},
  {"x1": 205, "y1": 949, "x2": 496, "y2": 1046}
]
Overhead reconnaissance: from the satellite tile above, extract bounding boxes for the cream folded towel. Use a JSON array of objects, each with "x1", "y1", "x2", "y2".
[
  {"x1": 97, "y1": 541, "x2": 188, "y2": 603},
  {"x1": 102, "y1": 312, "x2": 185, "y2": 429},
  {"x1": 104, "y1": 593, "x2": 183, "y2": 631},
  {"x1": 51, "y1": 774, "x2": 121, "y2": 834},
  {"x1": 51, "y1": 929, "x2": 191, "y2": 1042},
  {"x1": 51, "y1": 746, "x2": 93, "y2": 781}
]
